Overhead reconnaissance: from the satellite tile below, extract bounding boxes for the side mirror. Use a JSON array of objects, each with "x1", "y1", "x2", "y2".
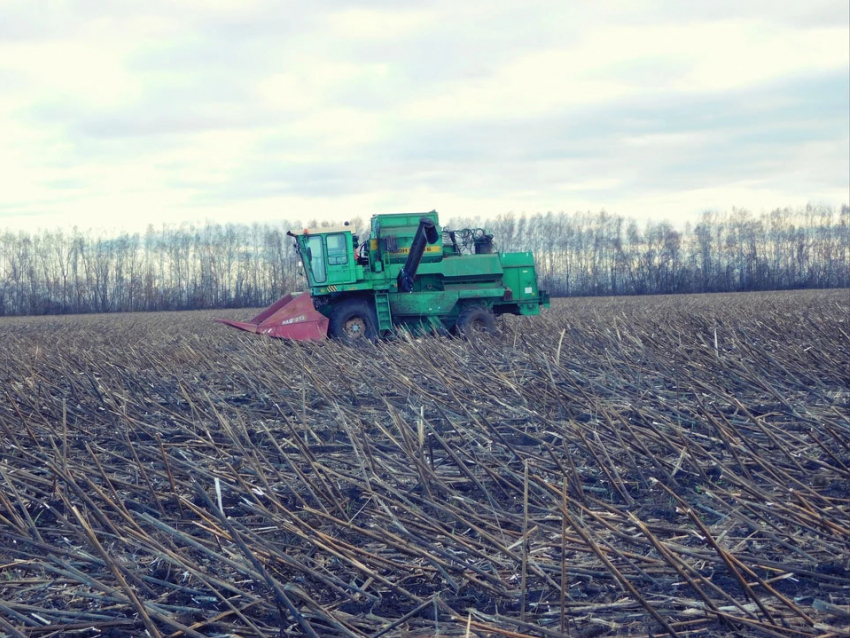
[{"x1": 306, "y1": 247, "x2": 312, "y2": 261}]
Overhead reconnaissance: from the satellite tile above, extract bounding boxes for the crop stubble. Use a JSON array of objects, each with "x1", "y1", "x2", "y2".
[{"x1": 0, "y1": 289, "x2": 848, "y2": 637}]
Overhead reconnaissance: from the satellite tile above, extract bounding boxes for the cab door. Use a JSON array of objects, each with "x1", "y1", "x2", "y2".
[
  {"x1": 324, "y1": 232, "x2": 355, "y2": 285},
  {"x1": 304, "y1": 234, "x2": 328, "y2": 286}
]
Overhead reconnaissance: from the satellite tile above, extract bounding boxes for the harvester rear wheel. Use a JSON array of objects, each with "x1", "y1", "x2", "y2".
[
  {"x1": 329, "y1": 300, "x2": 379, "y2": 343},
  {"x1": 456, "y1": 305, "x2": 496, "y2": 337}
]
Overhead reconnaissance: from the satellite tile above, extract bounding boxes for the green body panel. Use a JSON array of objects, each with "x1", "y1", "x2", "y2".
[
  {"x1": 293, "y1": 211, "x2": 548, "y2": 335},
  {"x1": 370, "y1": 211, "x2": 443, "y2": 264},
  {"x1": 420, "y1": 253, "x2": 503, "y2": 278},
  {"x1": 499, "y1": 252, "x2": 543, "y2": 303},
  {"x1": 389, "y1": 291, "x2": 458, "y2": 317}
]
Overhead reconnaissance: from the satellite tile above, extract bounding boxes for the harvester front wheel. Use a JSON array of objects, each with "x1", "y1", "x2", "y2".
[
  {"x1": 329, "y1": 300, "x2": 379, "y2": 343},
  {"x1": 456, "y1": 305, "x2": 496, "y2": 337}
]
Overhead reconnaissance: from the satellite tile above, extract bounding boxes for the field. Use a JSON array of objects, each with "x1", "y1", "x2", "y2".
[{"x1": 0, "y1": 289, "x2": 848, "y2": 638}]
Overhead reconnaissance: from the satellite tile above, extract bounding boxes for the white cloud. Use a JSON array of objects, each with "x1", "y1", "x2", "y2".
[
  {"x1": 3, "y1": 38, "x2": 141, "y2": 108},
  {"x1": 326, "y1": 8, "x2": 437, "y2": 39},
  {"x1": 402, "y1": 19, "x2": 848, "y2": 122},
  {"x1": 255, "y1": 61, "x2": 392, "y2": 115},
  {"x1": 0, "y1": 0, "x2": 847, "y2": 233}
]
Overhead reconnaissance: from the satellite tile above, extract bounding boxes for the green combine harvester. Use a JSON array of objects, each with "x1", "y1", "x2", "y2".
[{"x1": 215, "y1": 211, "x2": 549, "y2": 341}]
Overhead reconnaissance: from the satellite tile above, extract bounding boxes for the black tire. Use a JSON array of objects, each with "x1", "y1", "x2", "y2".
[
  {"x1": 328, "y1": 299, "x2": 379, "y2": 343},
  {"x1": 455, "y1": 305, "x2": 497, "y2": 337}
]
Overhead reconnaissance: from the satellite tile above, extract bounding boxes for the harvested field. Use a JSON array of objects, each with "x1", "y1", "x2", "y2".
[{"x1": 1, "y1": 289, "x2": 848, "y2": 638}]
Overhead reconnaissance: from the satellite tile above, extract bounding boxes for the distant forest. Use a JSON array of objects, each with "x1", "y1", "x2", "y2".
[{"x1": 0, "y1": 205, "x2": 847, "y2": 316}]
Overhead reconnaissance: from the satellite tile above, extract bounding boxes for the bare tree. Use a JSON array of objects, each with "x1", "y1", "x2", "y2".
[{"x1": 0, "y1": 206, "x2": 847, "y2": 316}]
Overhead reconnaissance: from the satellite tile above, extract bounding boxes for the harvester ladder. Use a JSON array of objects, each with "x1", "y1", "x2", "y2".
[{"x1": 375, "y1": 292, "x2": 393, "y2": 333}]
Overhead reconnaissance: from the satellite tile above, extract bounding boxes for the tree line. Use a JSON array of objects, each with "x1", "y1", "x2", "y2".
[
  {"x1": 0, "y1": 205, "x2": 846, "y2": 316},
  {"x1": 480, "y1": 205, "x2": 849, "y2": 297}
]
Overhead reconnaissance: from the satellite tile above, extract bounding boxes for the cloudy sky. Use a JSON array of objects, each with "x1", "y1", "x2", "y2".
[{"x1": 1, "y1": 0, "x2": 848, "y2": 233}]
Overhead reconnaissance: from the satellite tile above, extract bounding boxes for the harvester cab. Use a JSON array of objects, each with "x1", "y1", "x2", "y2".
[
  {"x1": 215, "y1": 210, "x2": 550, "y2": 342},
  {"x1": 290, "y1": 225, "x2": 359, "y2": 290}
]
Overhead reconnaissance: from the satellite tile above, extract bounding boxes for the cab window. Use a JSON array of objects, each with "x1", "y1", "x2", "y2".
[
  {"x1": 326, "y1": 233, "x2": 348, "y2": 265},
  {"x1": 306, "y1": 235, "x2": 326, "y2": 283}
]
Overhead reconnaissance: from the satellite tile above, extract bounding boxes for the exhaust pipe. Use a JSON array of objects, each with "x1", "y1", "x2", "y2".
[{"x1": 397, "y1": 217, "x2": 439, "y2": 292}]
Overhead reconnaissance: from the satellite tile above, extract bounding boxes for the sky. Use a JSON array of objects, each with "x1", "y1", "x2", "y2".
[{"x1": 0, "y1": 0, "x2": 848, "y2": 234}]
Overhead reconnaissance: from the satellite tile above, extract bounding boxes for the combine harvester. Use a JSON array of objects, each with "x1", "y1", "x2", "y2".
[{"x1": 216, "y1": 211, "x2": 549, "y2": 341}]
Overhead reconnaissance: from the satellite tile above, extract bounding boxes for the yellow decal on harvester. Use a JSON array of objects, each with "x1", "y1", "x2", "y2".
[{"x1": 391, "y1": 246, "x2": 443, "y2": 255}]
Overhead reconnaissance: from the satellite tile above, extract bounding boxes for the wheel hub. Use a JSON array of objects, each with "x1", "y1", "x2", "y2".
[{"x1": 343, "y1": 316, "x2": 367, "y2": 338}]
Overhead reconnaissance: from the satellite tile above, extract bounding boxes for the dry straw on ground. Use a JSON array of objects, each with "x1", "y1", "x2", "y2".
[{"x1": 1, "y1": 289, "x2": 848, "y2": 637}]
